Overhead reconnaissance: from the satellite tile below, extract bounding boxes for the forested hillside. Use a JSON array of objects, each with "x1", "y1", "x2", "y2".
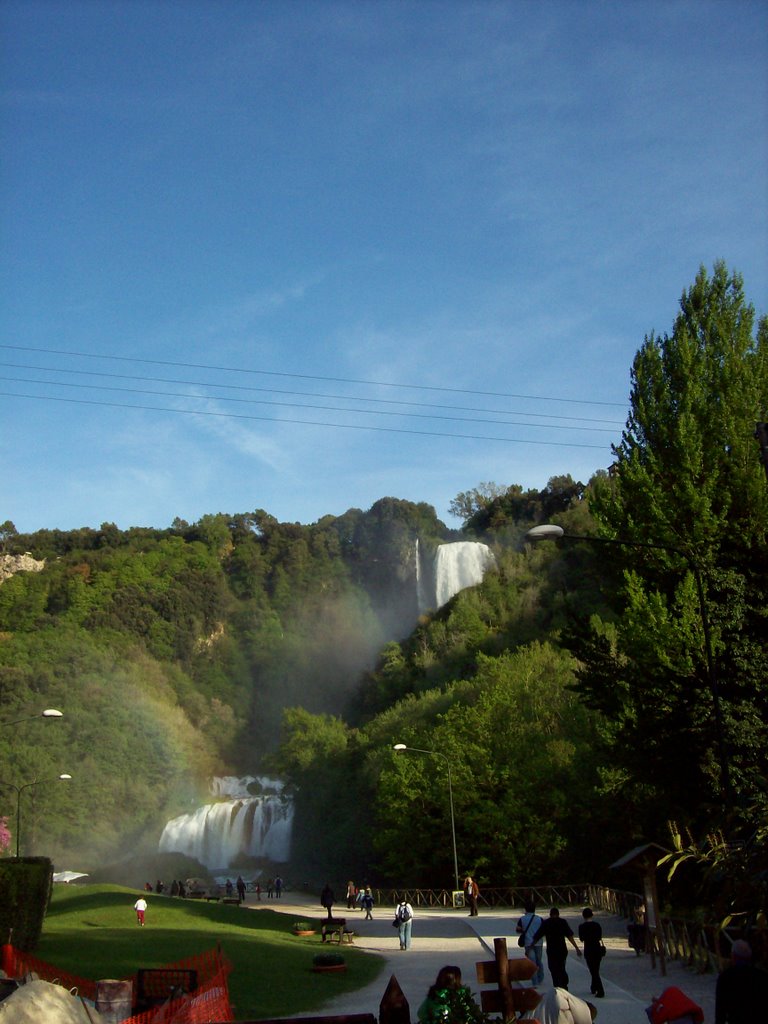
[{"x1": 1, "y1": 264, "x2": 766, "y2": 910}]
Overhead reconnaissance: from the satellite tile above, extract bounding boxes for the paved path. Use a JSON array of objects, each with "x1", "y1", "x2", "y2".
[{"x1": 250, "y1": 895, "x2": 717, "y2": 1022}]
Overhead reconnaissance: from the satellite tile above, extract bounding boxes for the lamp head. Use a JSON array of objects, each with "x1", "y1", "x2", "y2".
[
  {"x1": 393, "y1": 743, "x2": 407, "y2": 751},
  {"x1": 58, "y1": 774, "x2": 72, "y2": 780},
  {"x1": 42, "y1": 709, "x2": 63, "y2": 718},
  {"x1": 525, "y1": 525, "x2": 565, "y2": 541}
]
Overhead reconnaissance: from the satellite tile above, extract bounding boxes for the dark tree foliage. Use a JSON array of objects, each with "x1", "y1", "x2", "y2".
[{"x1": 568, "y1": 263, "x2": 768, "y2": 828}]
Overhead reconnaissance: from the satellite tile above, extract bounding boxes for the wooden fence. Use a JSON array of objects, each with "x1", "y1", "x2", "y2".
[{"x1": 371, "y1": 883, "x2": 767, "y2": 973}]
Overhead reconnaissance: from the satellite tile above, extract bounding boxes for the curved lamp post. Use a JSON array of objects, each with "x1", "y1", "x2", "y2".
[
  {"x1": 1, "y1": 709, "x2": 63, "y2": 728},
  {"x1": 525, "y1": 524, "x2": 731, "y2": 802},
  {"x1": 393, "y1": 743, "x2": 459, "y2": 892},
  {"x1": 0, "y1": 774, "x2": 72, "y2": 857}
]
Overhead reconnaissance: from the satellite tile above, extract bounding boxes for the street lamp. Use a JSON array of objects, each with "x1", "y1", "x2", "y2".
[
  {"x1": 524, "y1": 524, "x2": 731, "y2": 802},
  {"x1": 393, "y1": 743, "x2": 459, "y2": 892},
  {"x1": 0, "y1": 774, "x2": 72, "y2": 857},
  {"x1": 1, "y1": 709, "x2": 63, "y2": 728}
]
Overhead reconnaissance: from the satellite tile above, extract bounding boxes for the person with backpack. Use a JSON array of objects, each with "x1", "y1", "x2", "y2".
[{"x1": 394, "y1": 898, "x2": 414, "y2": 949}]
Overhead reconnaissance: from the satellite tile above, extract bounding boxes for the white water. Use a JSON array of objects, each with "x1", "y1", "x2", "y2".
[
  {"x1": 158, "y1": 775, "x2": 293, "y2": 870},
  {"x1": 432, "y1": 541, "x2": 495, "y2": 610}
]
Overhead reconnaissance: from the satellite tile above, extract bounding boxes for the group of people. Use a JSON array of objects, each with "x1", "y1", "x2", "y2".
[
  {"x1": 343, "y1": 881, "x2": 375, "y2": 917},
  {"x1": 516, "y1": 904, "x2": 605, "y2": 999},
  {"x1": 224, "y1": 876, "x2": 248, "y2": 902}
]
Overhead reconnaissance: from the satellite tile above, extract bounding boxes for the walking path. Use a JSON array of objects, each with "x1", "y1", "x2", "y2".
[{"x1": 250, "y1": 895, "x2": 716, "y2": 1022}]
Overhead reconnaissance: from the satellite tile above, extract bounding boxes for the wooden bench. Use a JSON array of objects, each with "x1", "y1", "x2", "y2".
[
  {"x1": 135, "y1": 968, "x2": 198, "y2": 1010},
  {"x1": 320, "y1": 918, "x2": 354, "y2": 944},
  {"x1": 222, "y1": 897, "x2": 241, "y2": 905}
]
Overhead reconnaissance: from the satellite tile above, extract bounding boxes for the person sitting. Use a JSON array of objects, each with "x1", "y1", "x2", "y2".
[{"x1": 417, "y1": 965, "x2": 485, "y2": 1024}]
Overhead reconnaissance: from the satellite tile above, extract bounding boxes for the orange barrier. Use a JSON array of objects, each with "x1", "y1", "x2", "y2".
[{"x1": 4, "y1": 943, "x2": 233, "y2": 1023}]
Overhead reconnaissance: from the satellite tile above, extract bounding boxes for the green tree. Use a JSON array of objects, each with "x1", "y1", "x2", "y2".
[{"x1": 575, "y1": 263, "x2": 768, "y2": 825}]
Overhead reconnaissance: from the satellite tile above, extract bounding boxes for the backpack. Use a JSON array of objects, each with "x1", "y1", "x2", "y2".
[{"x1": 397, "y1": 902, "x2": 412, "y2": 922}]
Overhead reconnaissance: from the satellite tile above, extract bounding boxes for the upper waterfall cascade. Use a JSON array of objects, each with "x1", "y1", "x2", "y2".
[
  {"x1": 418, "y1": 540, "x2": 496, "y2": 612},
  {"x1": 158, "y1": 775, "x2": 293, "y2": 871}
]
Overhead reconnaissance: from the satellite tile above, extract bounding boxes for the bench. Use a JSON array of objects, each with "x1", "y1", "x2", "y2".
[
  {"x1": 222, "y1": 897, "x2": 241, "y2": 905},
  {"x1": 321, "y1": 918, "x2": 354, "y2": 944},
  {"x1": 135, "y1": 968, "x2": 198, "y2": 1010}
]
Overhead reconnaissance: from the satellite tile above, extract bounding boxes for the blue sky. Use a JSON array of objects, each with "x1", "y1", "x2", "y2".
[{"x1": 2, "y1": 0, "x2": 766, "y2": 533}]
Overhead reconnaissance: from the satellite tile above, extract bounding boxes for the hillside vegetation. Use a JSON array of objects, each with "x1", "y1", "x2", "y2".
[{"x1": 1, "y1": 264, "x2": 766, "y2": 920}]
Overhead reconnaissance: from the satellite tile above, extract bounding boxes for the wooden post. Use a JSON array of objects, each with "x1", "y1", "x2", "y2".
[
  {"x1": 379, "y1": 974, "x2": 410, "y2": 1024},
  {"x1": 494, "y1": 938, "x2": 516, "y2": 1022},
  {"x1": 476, "y1": 940, "x2": 540, "y2": 1021}
]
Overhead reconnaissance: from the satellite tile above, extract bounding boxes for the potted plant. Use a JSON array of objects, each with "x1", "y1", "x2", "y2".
[
  {"x1": 312, "y1": 952, "x2": 346, "y2": 973},
  {"x1": 292, "y1": 921, "x2": 316, "y2": 936}
]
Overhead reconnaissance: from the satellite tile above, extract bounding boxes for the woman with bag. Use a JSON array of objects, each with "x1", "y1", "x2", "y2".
[
  {"x1": 578, "y1": 908, "x2": 605, "y2": 999},
  {"x1": 516, "y1": 901, "x2": 544, "y2": 986}
]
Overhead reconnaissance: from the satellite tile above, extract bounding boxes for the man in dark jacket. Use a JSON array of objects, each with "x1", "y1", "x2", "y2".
[
  {"x1": 533, "y1": 907, "x2": 582, "y2": 990},
  {"x1": 715, "y1": 940, "x2": 768, "y2": 1023}
]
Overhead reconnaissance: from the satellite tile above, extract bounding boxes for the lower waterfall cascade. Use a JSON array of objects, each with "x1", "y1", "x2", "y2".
[{"x1": 158, "y1": 775, "x2": 293, "y2": 871}]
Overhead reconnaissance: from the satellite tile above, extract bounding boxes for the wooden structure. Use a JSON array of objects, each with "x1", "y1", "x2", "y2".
[
  {"x1": 610, "y1": 843, "x2": 668, "y2": 976},
  {"x1": 320, "y1": 917, "x2": 354, "y2": 944},
  {"x1": 475, "y1": 937, "x2": 542, "y2": 1021}
]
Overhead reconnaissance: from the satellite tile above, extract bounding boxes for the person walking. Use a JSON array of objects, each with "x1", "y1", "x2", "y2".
[
  {"x1": 274, "y1": 875, "x2": 283, "y2": 898},
  {"x1": 133, "y1": 895, "x2": 147, "y2": 926},
  {"x1": 464, "y1": 876, "x2": 479, "y2": 917},
  {"x1": 362, "y1": 886, "x2": 374, "y2": 919},
  {"x1": 532, "y1": 907, "x2": 582, "y2": 990},
  {"x1": 578, "y1": 908, "x2": 605, "y2": 998},
  {"x1": 516, "y1": 900, "x2": 545, "y2": 986},
  {"x1": 346, "y1": 880, "x2": 357, "y2": 910},
  {"x1": 395, "y1": 898, "x2": 414, "y2": 950},
  {"x1": 320, "y1": 882, "x2": 335, "y2": 920},
  {"x1": 236, "y1": 876, "x2": 246, "y2": 903}
]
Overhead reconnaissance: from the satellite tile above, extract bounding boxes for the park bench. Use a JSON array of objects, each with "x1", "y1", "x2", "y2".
[
  {"x1": 222, "y1": 897, "x2": 241, "y2": 905},
  {"x1": 135, "y1": 967, "x2": 198, "y2": 1011},
  {"x1": 320, "y1": 917, "x2": 354, "y2": 944}
]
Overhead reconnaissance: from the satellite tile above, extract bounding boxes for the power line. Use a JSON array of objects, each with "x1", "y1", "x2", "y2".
[
  {"x1": 0, "y1": 344, "x2": 628, "y2": 409},
  {"x1": 0, "y1": 361, "x2": 625, "y2": 426},
  {"x1": 0, "y1": 374, "x2": 618, "y2": 434},
  {"x1": 0, "y1": 391, "x2": 611, "y2": 450}
]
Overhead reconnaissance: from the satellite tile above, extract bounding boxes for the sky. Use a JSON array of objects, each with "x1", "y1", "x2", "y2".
[{"x1": 1, "y1": 0, "x2": 766, "y2": 534}]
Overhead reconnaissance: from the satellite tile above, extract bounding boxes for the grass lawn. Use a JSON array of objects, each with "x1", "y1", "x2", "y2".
[{"x1": 36, "y1": 885, "x2": 385, "y2": 1020}]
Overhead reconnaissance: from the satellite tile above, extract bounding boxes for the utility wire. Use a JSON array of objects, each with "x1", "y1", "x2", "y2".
[
  {"x1": 0, "y1": 374, "x2": 618, "y2": 434},
  {"x1": 0, "y1": 391, "x2": 610, "y2": 450},
  {"x1": 0, "y1": 344, "x2": 628, "y2": 409},
  {"x1": 0, "y1": 361, "x2": 625, "y2": 427}
]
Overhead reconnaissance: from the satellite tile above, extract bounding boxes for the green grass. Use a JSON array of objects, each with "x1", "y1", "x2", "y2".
[{"x1": 37, "y1": 885, "x2": 385, "y2": 1019}]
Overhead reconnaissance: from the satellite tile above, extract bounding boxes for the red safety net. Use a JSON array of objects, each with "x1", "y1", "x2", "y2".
[
  {"x1": 4, "y1": 944, "x2": 233, "y2": 1023},
  {"x1": 1, "y1": 944, "x2": 98, "y2": 1001}
]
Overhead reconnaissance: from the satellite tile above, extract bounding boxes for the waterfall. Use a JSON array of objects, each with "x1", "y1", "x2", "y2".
[
  {"x1": 158, "y1": 775, "x2": 293, "y2": 870},
  {"x1": 430, "y1": 541, "x2": 495, "y2": 610}
]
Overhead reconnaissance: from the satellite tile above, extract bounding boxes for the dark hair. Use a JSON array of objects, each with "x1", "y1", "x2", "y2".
[
  {"x1": 430, "y1": 965, "x2": 463, "y2": 995},
  {"x1": 524, "y1": 901, "x2": 536, "y2": 913},
  {"x1": 549, "y1": 907, "x2": 560, "y2": 917},
  {"x1": 582, "y1": 907, "x2": 594, "y2": 918}
]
